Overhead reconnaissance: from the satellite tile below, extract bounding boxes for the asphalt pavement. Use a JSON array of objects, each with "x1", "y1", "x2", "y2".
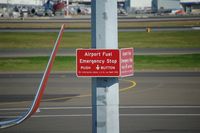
[
  {"x1": 0, "y1": 26, "x2": 200, "y2": 33},
  {"x1": 0, "y1": 72, "x2": 200, "y2": 133},
  {"x1": 0, "y1": 16, "x2": 200, "y2": 132},
  {"x1": 0, "y1": 48, "x2": 200, "y2": 57},
  {"x1": 0, "y1": 17, "x2": 200, "y2": 133},
  {"x1": 1, "y1": 16, "x2": 200, "y2": 33},
  {"x1": 0, "y1": 16, "x2": 200, "y2": 23}
]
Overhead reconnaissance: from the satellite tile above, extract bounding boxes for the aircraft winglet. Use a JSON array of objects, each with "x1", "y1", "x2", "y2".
[{"x1": 0, "y1": 24, "x2": 65, "y2": 129}]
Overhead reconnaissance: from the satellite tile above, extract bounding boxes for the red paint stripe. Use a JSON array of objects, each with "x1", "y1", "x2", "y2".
[{"x1": 31, "y1": 25, "x2": 65, "y2": 114}]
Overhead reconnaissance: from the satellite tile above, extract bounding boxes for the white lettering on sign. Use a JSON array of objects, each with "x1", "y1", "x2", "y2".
[
  {"x1": 106, "y1": 59, "x2": 117, "y2": 64},
  {"x1": 122, "y1": 51, "x2": 132, "y2": 56},
  {"x1": 84, "y1": 52, "x2": 113, "y2": 57},
  {"x1": 80, "y1": 59, "x2": 105, "y2": 64},
  {"x1": 121, "y1": 64, "x2": 132, "y2": 69},
  {"x1": 101, "y1": 66, "x2": 116, "y2": 70},
  {"x1": 84, "y1": 52, "x2": 101, "y2": 57},
  {"x1": 121, "y1": 58, "x2": 133, "y2": 63},
  {"x1": 102, "y1": 52, "x2": 112, "y2": 57},
  {"x1": 81, "y1": 66, "x2": 91, "y2": 70}
]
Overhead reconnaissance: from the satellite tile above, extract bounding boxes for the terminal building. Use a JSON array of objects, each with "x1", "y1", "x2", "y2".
[
  {"x1": 0, "y1": 0, "x2": 43, "y2": 6},
  {"x1": 152, "y1": 0, "x2": 181, "y2": 13},
  {"x1": 125, "y1": 0, "x2": 151, "y2": 8},
  {"x1": 0, "y1": 0, "x2": 126, "y2": 9},
  {"x1": 180, "y1": 0, "x2": 200, "y2": 14},
  {"x1": 0, "y1": 0, "x2": 128, "y2": 17},
  {"x1": 1, "y1": 0, "x2": 200, "y2": 16},
  {"x1": 124, "y1": 0, "x2": 152, "y2": 14}
]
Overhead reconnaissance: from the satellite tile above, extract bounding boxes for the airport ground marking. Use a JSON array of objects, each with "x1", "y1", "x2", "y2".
[
  {"x1": 1, "y1": 113, "x2": 200, "y2": 119},
  {"x1": 119, "y1": 79, "x2": 137, "y2": 93},
  {"x1": 2, "y1": 105, "x2": 200, "y2": 111},
  {"x1": 37, "y1": 79, "x2": 136, "y2": 101},
  {"x1": 2, "y1": 106, "x2": 200, "y2": 118},
  {"x1": 0, "y1": 79, "x2": 137, "y2": 106}
]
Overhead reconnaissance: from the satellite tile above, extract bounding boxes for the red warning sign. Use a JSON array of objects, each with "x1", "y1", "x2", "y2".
[
  {"x1": 120, "y1": 48, "x2": 134, "y2": 77},
  {"x1": 76, "y1": 49, "x2": 120, "y2": 77},
  {"x1": 76, "y1": 48, "x2": 134, "y2": 77}
]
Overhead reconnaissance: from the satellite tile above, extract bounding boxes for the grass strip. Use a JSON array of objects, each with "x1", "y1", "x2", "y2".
[
  {"x1": 135, "y1": 54, "x2": 200, "y2": 71},
  {"x1": 0, "y1": 20, "x2": 200, "y2": 29},
  {"x1": 0, "y1": 56, "x2": 75, "y2": 72},
  {"x1": 0, "y1": 31, "x2": 200, "y2": 49},
  {"x1": 0, "y1": 54, "x2": 200, "y2": 72}
]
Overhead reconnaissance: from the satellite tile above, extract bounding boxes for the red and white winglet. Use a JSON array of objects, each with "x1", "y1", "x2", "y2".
[{"x1": 0, "y1": 24, "x2": 65, "y2": 129}]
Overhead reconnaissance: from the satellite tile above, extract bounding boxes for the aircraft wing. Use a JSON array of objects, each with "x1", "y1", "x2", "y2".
[{"x1": 0, "y1": 24, "x2": 65, "y2": 129}]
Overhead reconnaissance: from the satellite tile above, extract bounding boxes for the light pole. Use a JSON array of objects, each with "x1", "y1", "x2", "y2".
[{"x1": 91, "y1": 0, "x2": 119, "y2": 133}]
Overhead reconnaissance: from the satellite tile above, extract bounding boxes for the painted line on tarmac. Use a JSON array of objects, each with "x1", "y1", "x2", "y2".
[
  {"x1": 119, "y1": 79, "x2": 137, "y2": 92},
  {"x1": 120, "y1": 114, "x2": 200, "y2": 117},
  {"x1": 192, "y1": 27, "x2": 200, "y2": 30},
  {"x1": 1, "y1": 113, "x2": 200, "y2": 119},
  {"x1": 0, "y1": 79, "x2": 137, "y2": 106},
  {"x1": 1, "y1": 105, "x2": 200, "y2": 111},
  {"x1": 120, "y1": 105, "x2": 200, "y2": 109},
  {"x1": 42, "y1": 79, "x2": 136, "y2": 102}
]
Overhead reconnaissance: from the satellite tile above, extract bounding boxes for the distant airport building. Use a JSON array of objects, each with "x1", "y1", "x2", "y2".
[
  {"x1": 68, "y1": 0, "x2": 125, "y2": 4},
  {"x1": 152, "y1": 0, "x2": 181, "y2": 13},
  {"x1": 0, "y1": 0, "x2": 43, "y2": 6},
  {"x1": 180, "y1": 0, "x2": 200, "y2": 14},
  {"x1": 124, "y1": 0, "x2": 152, "y2": 14},
  {"x1": 125, "y1": 0, "x2": 151, "y2": 8}
]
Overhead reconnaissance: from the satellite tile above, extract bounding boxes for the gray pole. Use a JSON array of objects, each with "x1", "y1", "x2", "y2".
[{"x1": 91, "y1": 0, "x2": 119, "y2": 133}]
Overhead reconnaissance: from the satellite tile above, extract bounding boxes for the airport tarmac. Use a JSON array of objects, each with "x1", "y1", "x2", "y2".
[
  {"x1": 0, "y1": 72, "x2": 200, "y2": 133},
  {"x1": 0, "y1": 16, "x2": 200, "y2": 33},
  {"x1": 0, "y1": 48, "x2": 200, "y2": 57},
  {"x1": 0, "y1": 16, "x2": 200, "y2": 23},
  {"x1": 0, "y1": 16, "x2": 200, "y2": 132},
  {"x1": 0, "y1": 26, "x2": 199, "y2": 33}
]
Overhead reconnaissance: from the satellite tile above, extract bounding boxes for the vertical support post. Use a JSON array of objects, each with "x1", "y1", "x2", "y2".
[
  {"x1": 91, "y1": 0, "x2": 119, "y2": 133},
  {"x1": 66, "y1": 0, "x2": 69, "y2": 16}
]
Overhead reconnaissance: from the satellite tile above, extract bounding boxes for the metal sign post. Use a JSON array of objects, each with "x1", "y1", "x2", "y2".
[{"x1": 91, "y1": 0, "x2": 119, "y2": 133}]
